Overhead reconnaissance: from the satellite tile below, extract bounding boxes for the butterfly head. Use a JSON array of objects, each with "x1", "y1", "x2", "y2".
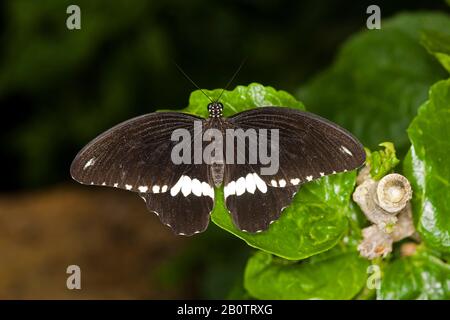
[{"x1": 207, "y1": 102, "x2": 223, "y2": 118}]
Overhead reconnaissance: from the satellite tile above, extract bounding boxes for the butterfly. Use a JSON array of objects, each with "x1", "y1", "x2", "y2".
[{"x1": 70, "y1": 102, "x2": 365, "y2": 236}]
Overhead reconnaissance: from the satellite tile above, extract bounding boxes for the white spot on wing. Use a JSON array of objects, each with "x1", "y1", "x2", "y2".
[
  {"x1": 253, "y1": 173, "x2": 267, "y2": 193},
  {"x1": 245, "y1": 173, "x2": 256, "y2": 194},
  {"x1": 138, "y1": 186, "x2": 148, "y2": 193},
  {"x1": 161, "y1": 185, "x2": 168, "y2": 193},
  {"x1": 101, "y1": 182, "x2": 106, "y2": 186},
  {"x1": 224, "y1": 181, "x2": 236, "y2": 199},
  {"x1": 84, "y1": 157, "x2": 96, "y2": 170},
  {"x1": 181, "y1": 176, "x2": 192, "y2": 197},
  {"x1": 278, "y1": 179, "x2": 286, "y2": 187},
  {"x1": 125, "y1": 184, "x2": 132, "y2": 190},
  {"x1": 201, "y1": 182, "x2": 214, "y2": 199},
  {"x1": 114, "y1": 183, "x2": 119, "y2": 188},
  {"x1": 152, "y1": 185, "x2": 160, "y2": 193},
  {"x1": 290, "y1": 178, "x2": 300, "y2": 185},
  {"x1": 235, "y1": 177, "x2": 246, "y2": 196},
  {"x1": 170, "y1": 176, "x2": 184, "y2": 196},
  {"x1": 191, "y1": 179, "x2": 202, "y2": 196},
  {"x1": 270, "y1": 179, "x2": 278, "y2": 187},
  {"x1": 341, "y1": 145, "x2": 353, "y2": 156},
  {"x1": 306, "y1": 176, "x2": 313, "y2": 182},
  {"x1": 320, "y1": 172, "x2": 325, "y2": 177}
]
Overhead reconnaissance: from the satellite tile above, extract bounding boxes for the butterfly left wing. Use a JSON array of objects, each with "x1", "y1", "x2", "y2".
[
  {"x1": 70, "y1": 112, "x2": 215, "y2": 236},
  {"x1": 223, "y1": 106, "x2": 365, "y2": 233}
]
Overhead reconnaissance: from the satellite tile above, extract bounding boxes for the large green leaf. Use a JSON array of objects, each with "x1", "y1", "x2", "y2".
[
  {"x1": 298, "y1": 12, "x2": 450, "y2": 155},
  {"x1": 421, "y1": 30, "x2": 450, "y2": 73},
  {"x1": 183, "y1": 82, "x2": 304, "y2": 118},
  {"x1": 244, "y1": 245, "x2": 369, "y2": 300},
  {"x1": 404, "y1": 79, "x2": 450, "y2": 254},
  {"x1": 181, "y1": 83, "x2": 357, "y2": 260},
  {"x1": 378, "y1": 249, "x2": 450, "y2": 300},
  {"x1": 212, "y1": 173, "x2": 356, "y2": 260}
]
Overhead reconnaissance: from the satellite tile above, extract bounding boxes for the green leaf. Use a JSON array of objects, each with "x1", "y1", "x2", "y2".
[
  {"x1": 378, "y1": 249, "x2": 450, "y2": 300},
  {"x1": 365, "y1": 142, "x2": 400, "y2": 180},
  {"x1": 180, "y1": 82, "x2": 358, "y2": 260},
  {"x1": 299, "y1": 12, "x2": 450, "y2": 155},
  {"x1": 183, "y1": 82, "x2": 305, "y2": 118},
  {"x1": 244, "y1": 245, "x2": 369, "y2": 300},
  {"x1": 211, "y1": 172, "x2": 356, "y2": 260},
  {"x1": 404, "y1": 79, "x2": 450, "y2": 254},
  {"x1": 421, "y1": 30, "x2": 450, "y2": 73}
]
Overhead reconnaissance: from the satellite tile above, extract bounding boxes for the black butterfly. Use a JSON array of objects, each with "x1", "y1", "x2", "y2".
[{"x1": 70, "y1": 102, "x2": 365, "y2": 236}]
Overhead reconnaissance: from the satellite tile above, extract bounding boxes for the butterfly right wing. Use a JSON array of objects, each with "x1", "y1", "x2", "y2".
[
  {"x1": 222, "y1": 107, "x2": 365, "y2": 233},
  {"x1": 70, "y1": 112, "x2": 215, "y2": 236}
]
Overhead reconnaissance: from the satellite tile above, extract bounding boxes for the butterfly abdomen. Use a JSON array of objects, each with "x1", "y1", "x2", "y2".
[{"x1": 211, "y1": 161, "x2": 224, "y2": 187}]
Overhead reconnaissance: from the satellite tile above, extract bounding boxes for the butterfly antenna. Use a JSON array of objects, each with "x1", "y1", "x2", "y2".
[
  {"x1": 173, "y1": 62, "x2": 213, "y2": 103},
  {"x1": 215, "y1": 58, "x2": 247, "y2": 103}
]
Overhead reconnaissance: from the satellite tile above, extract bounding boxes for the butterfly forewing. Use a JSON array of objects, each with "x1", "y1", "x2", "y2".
[{"x1": 228, "y1": 107, "x2": 365, "y2": 184}]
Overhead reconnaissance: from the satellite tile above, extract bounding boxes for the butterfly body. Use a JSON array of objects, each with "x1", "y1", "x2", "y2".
[
  {"x1": 204, "y1": 104, "x2": 226, "y2": 187},
  {"x1": 71, "y1": 102, "x2": 365, "y2": 236}
]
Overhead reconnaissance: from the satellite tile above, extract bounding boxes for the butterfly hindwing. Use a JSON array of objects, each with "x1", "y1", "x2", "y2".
[
  {"x1": 70, "y1": 112, "x2": 215, "y2": 236},
  {"x1": 223, "y1": 163, "x2": 298, "y2": 233},
  {"x1": 141, "y1": 163, "x2": 214, "y2": 235}
]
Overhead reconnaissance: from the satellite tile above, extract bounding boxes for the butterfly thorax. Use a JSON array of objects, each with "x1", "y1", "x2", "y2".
[{"x1": 207, "y1": 102, "x2": 223, "y2": 118}]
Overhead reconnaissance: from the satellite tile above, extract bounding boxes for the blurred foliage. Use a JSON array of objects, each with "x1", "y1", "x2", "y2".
[
  {"x1": 421, "y1": 30, "x2": 450, "y2": 72},
  {"x1": 365, "y1": 142, "x2": 400, "y2": 180},
  {"x1": 298, "y1": 12, "x2": 450, "y2": 156},
  {"x1": 155, "y1": 223, "x2": 250, "y2": 299}
]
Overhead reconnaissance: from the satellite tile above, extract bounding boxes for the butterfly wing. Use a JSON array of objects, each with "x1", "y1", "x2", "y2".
[
  {"x1": 223, "y1": 106, "x2": 365, "y2": 232},
  {"x1": 140, "y1": 162, "x2": 214, "y2": 236},
  {"x1": 70, "y1": 112, "x2": 215, "y2": 236},
  {"x1": 223, "y1": 162, "x2": 298, "y2": 233}
]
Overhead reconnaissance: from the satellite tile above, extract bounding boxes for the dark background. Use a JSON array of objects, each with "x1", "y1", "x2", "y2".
[{"x1": 0, "y1": 0, "x2": 447, "y2": 299}]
